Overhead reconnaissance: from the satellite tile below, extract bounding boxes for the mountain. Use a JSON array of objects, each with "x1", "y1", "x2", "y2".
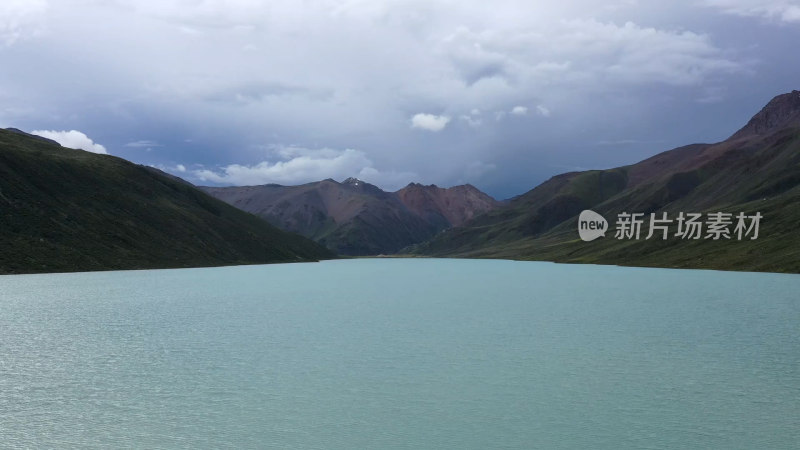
[
  {"x1": 411, "y1": 90, "x2": 800, "y2": 273},
  {"x1": 201, "y1": 178, "x2": 498, "y2": 255},
  {"x1": 395, "y1": 182, "x2": 500, "y2": 228},
  {"x1": 0, "y1": 128, "x2": 333, "y2": 274},
  {"x1": 729, "y1": 90, "x2": 800, "y2": 140}
]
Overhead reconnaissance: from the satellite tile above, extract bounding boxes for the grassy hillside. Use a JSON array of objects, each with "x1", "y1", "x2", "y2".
[
  {"x1": 417, "y1": 183, "x2": 800, "y2": 273},
  {"x1": 0, "y1": 129, "x2": 334, "y2": 274}
]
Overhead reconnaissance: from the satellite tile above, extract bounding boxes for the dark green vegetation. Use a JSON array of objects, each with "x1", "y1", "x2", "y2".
[
  {"x1": 0, "y1": 129, "x2": 333, "y2": 274},
  {"x1": 411, "y1": 90, "x2": 800, "y2": 273},
  {"x1": 202, "y1": 178, "x2": 498, "y2": 255}
]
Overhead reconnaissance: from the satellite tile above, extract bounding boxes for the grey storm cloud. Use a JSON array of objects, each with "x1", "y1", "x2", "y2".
[{"x1": 1, "y1": 0, "x2": 799, "y2": 198}]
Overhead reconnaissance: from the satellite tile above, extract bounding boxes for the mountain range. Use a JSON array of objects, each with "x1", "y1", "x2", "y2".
[
  {"x1": 0, "y1": 128, "x2": 332, "y2": 274},
  {"x1": 201, "y1": 178, "x2": 498, "y2": 255},
  {"x1": 410, "y1": 90, "x2": 800, "y2": 273},
  {"x1": 201, "y1": 91, "x2": 800, "y2": 272},
  {"x1": 2, "y1": 90, "x2": 798, "y2": 274}
]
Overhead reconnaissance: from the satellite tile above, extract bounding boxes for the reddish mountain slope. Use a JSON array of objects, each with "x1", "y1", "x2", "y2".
[{"x1": 202, "y1": 178, "x2": 498, "y2": 255}]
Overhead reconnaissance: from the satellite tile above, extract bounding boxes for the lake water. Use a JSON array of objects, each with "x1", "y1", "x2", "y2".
[{"x1": 0, "y1": 259, "x2": 798, "y2": 449}]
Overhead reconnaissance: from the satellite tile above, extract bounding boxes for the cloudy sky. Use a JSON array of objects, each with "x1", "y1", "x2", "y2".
[{"x1": 1, "y1": 0, "x2": 799, "y2": 198}]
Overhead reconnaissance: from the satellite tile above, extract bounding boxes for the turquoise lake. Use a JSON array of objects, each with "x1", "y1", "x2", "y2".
[{"x1": 1, "y1": 259, "x2": 798, "y2": 448}]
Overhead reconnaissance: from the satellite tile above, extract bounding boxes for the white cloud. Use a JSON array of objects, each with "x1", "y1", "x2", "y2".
[
  {"x1": 0, "y1": 0, "x2": 47, "y2": 47},
  {"x1": 151, "y1": 163, "x2": 192, "y2": 176},
  {"x1": 411, "y1": 113, "x2": 451, "y2": 132},
  {"x1": 192, "y1": 146, "x2": 415, "y2": 190},
  {"x1": 510, "y1": 106, "x2": 528, "y2": 115},
  {"x1": 460, "y1": 108, "x2": 483, "y2": 127},
  {"x1": 536, "y1": 105, "x2": 551, "y2": 117},
  {"x1": 704, "y1": 0, "x2": 800, "y2": 23},
  {"x1": 125, "y1": 140, "x2": 162, "y2": 148},
  {"x1": 30, "y1": 129, "x2": 108, "y2": 154},
  {"x1": 460, "y1": 114, "x2": 482, "y2": 127}
]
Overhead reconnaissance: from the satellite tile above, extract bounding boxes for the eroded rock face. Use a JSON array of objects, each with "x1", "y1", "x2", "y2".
[
  {"x1": 730, "y1": 90, "x2": 800, "y2": 140},
  {"x1": 395, "y1": 183, "x2": 499, "y2": 228}
]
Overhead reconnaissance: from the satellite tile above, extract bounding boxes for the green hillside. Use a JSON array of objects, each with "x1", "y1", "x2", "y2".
[{"x1": 0, "y1": 128, "x2": 334, "y2": 274}]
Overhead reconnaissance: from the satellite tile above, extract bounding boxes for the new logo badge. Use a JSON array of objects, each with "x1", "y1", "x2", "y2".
[{"x1": 578, "y1": 210, "x2": 608, "y2": 242}]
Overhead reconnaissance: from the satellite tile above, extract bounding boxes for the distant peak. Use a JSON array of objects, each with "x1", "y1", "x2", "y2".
[
  {"x1": 342, "y1": 177, "x2": 382, "y2": 191},
  {"x1": 730, "y1": 90, "x2": 800, "y2": 140},
  {"x1": 400, "y1": 182, "x2": 487, "y2": 193},
  {"x1": 402, "y1": 182, "x2": 439, "y2": 189}
]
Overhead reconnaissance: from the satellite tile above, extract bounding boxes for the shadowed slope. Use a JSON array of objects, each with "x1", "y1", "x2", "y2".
[{"x1": 0, "y1": 128, "x2": 333, "y2": 274}]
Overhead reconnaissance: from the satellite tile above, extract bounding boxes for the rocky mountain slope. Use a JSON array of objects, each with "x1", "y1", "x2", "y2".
[
  {"x1": 410, "y1": 90, "x2": 800, "y2": 273},
  {"x1": 202, "y1": 178, "x2": 498, "y2": 255},
  {"x1": 0, "y1": 128, "x2": 333, "y2": 274}
]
